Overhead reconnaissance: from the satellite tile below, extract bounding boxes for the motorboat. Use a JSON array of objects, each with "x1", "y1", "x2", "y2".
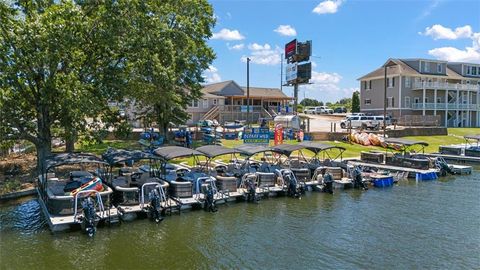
[
  {"x1": 153, "y1": 146, "x2": 227, "y2": 211},
  {"x1": 102, "y1": 148, "x2": 172, "y2": 222},
  {"x1": 37, "y1": 153, "x2": 118, "y2": 236},
  {"x1": 464, "y1": 135, "x2": 480, "y2": 157}
]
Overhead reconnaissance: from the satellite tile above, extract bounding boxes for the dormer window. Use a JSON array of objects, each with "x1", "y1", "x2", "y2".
[
  {"x1": 466, "y1": 66, "x2": 472, "y2": 75},
  {"x1": 437, "y1": 63, "x2": 442, "y2": 73},
  {"x1": 424, "y1": 62, "x2": 430, "y2": 72},
  {"x1": 473, "y1": 66, "x2": 478, "y2": 76}
]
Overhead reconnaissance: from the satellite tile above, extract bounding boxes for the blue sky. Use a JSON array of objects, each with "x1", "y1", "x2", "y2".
[{"x1": 204, "y1": 0, "x2": 480, "y2": 102}]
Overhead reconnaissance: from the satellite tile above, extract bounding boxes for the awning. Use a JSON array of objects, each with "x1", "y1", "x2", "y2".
[
  {"x1": 300, "y1": 141, "x2": 346, "y2": 154},
  {"x1": 45, "y1": 153, "x2": 107, "y2": 171},
  {"x1": 195, "y1": 145, "x2": 238, "y2": 159},
  {"x1": 102, "y1": 148, "x2": 161, "y2": 165},
  {"x1": 384, "y1": 138, "x2": 429, "y2": 147},
  {"x1": 270, "y1": 144, "x2": 306, "y2": 156},
  {"x1": 153, "y1": 146, "x2": 204, "y2": 160}
]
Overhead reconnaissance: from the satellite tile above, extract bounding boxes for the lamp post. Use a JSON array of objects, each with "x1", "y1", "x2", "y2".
[{"x1": 247, "y1": 57, "x2": 250, "y2": 127}]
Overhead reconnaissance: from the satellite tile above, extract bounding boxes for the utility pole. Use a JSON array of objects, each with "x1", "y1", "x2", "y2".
[
  {"x1": 383, "y1": 66, "x2": 387, "y2": 138},
  {"x1": 280, "y1": 53, "x2": 283, "y2": 92},
  {"x1": 293, "y1": 84, "x2": 298, "y2": 114},
  {"x1": 247, "y1": 57, "x2": 250, "y2": 127}
]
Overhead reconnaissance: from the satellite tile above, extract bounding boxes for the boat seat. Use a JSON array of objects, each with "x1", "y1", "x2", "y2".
[
  {"x1": 256, "y1": 172, "x2": 276, "y2": 187},
  {"x1": 216, "y1": 175, "x2": 237, "y2": 192},
  {"x1": 291, "y1": 168, "x2": 310, "y2": 182}
]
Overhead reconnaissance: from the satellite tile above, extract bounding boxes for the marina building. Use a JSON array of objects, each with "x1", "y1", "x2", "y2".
[
  {"x1": 358, "y1": 59, "x2": 480, "y2": 127},
  {"x1": 186, "y1": 80, "x2": 293, "y2": 125}
]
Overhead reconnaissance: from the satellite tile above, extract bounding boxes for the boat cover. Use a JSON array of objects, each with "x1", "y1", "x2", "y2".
[
  {"x1": 383, "y1": 138, "x2": 429, "y2": 147},
  {"x1": 45, "y1": 153, "x2": 107, "y2": 171},
  {"x1": 270, "y1": 144, "x2": 306, "y2": 156},
  {"x1": 154, "y1": 146, "x2": 204, "y2": 160},
  {"x1": 235, "y1": 144, "x2": 271, "y2": 156},
  {"x1": 464, "y1": 135, "x2": 480, "y2": 141},
  {"x1": 300, "y1": 141, "x2": 346, "y2": 154},
  {"x1": 102, "y1": 148, "x2": 162, "y2": 165},
  {"x1": 195, "y1": 145, "x2": 238, "y2": 158}
]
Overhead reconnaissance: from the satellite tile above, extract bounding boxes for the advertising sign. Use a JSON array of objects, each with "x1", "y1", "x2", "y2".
[
  {"x1": 296, "y1": 62, "x2": 312, "y2": 83},
  {"x1": 274, "y1": 124, "x2": 283, "y2": 145},
  {"x1": 285, "y1": 63, "x2": 297, "y2": 83},
  {"x1": 284, "y1": 39, "x2": 297, "y2": 59},
  {"x1": 243, "y1": 127, "x2": 270, "y2": 145}
]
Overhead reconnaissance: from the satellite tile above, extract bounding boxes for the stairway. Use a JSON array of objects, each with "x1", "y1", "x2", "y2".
[{"x1": 201, "y1": 106, "x2": 219, "y2": 121}]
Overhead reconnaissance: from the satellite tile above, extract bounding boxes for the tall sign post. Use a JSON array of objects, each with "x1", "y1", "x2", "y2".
[
  {"x1": 284, "y1": 39, "x2": 312, "y2": 113},
  {"x1": 246, "y1": 57, "x2": 251, "y2": 126}
]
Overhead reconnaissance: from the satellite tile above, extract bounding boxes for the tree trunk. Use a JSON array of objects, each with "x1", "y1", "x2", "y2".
[
  {"x1": 65, "y1": 129, "x2": 76, "y2": 153},
  {"x1": 36, "y1": 139, "x2": 52, "y2": 176}
]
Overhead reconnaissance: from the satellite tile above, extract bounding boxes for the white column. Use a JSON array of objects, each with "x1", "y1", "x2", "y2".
[
  {"x1": 445, "y1": 90, "x2": 448, "y2": 127},
  {"x1": 434, "y1": 88, "x2": 437, "y2": 115},
  {"x1": 467, "y1": 91, "x2": 470, "y2": 127},
  {"x1": 422, "y1": 86, "x2": 426, "y2": 116},
  {"x1": 456, "y1": 90, "x2": 460, "y2": 127},
  {"x1": 399, "y1": 75, "x2": 402, "y2": 117}
]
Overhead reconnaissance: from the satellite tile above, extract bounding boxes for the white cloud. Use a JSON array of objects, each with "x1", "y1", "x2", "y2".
[
  {"x1": 212, "y1": 28, "x2": 245, "y2": 41},
  {"x1": 420, "y1": 24, "x2": 473, "y2": 40},
  {"x1": 423, "y1": 25, "x2": 480, "y2": 63},
  {"x1": 298, "y1": 71, "x2": 356, "y2": 102},
  {"x1": 274, "y1": 25, "x2": 297, "y2": 37},
  {"x1": 241, "y1": 43, "x2": 282, "y2": 65},
  {"x1": 312, "y1": 0, "x2": 343, "y2": 14},
  {"x1": 416, "y1": 0, "x2": 440, "y2": 21},
  {"x1": 311, "y1": 61, "x2": 318, "y2": 68},
  {"x1": 227, "y1": 43, "x2": 245, "y2": 50},
  {"x1": 203, "y1": 65, "x2": 222, "y2": 83}
]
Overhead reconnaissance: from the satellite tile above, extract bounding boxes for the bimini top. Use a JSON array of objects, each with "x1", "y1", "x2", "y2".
[
  {"x1": 154, "y1": 146, "x2": 204, "y2": 160},
  {"x1": 45, "y1": 153, "x2": 107, "y2": 171},
  {"x1": 195, "y1": 145, "x2": 238, "y2": 159},
  {"x1": 384, "y1": 138, "x2": 429, "y2": 147},
  {"x1": 300, "y1": 141, "x2": 346, "y2": 154},
  {"x1": 464, "y1": 135, "x2": 480, "y2": 141},
  {"x1": 102, "y1": 148, "x2": 161, "y2": 165},
  {"x1": 235, "y1": 144, "x2": 271, "y2": 156},
  {"x1": 270, "y1": 144, "x2": 306, "y2": 156}
]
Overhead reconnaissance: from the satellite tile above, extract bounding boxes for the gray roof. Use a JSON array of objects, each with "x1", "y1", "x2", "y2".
[
  {"x1": 195, "y1": 145, "x2": 239, "y2": 158},
  {"x1": 240, "y1": 87, "x2": 291, "y2": 99},
  {"x1": 358, "y1": 58, "x2": 465, "y2": 80},
  {"x1": 154, "y1": 146, "x2": 204, "y2": 160},
  {"x1": 201, "y1": 80, "x2": 291, "y2": 99}
]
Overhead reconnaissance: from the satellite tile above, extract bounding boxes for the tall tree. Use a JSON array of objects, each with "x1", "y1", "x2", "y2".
[
  {"x1": 0, "y1": 0, "x2": 215, "y2": 173},
  {"x1": 352, "y1": 91, "x2": 360, "y2": 113}
]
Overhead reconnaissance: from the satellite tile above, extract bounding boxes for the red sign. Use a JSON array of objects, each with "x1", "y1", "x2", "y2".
[
  {"x1": 285, "y1": 39, "x2": 297, "y2": 59},
  {"x1": 274, "y1": 124, "x2": 283, "y2": 145}
]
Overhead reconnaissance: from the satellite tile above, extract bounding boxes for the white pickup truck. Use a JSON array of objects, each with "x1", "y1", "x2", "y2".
[{"x1": 317, "y1": 106, "x2": 333, "y2": 114}]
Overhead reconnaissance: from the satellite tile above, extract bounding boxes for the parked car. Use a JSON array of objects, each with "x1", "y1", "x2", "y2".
[
  {"x1": 317, "y1": 106, "x2": 333, "y2": 114},
  {"x1": 340, "y1": 116, "x2": 379, "y2": 130},
  {"x1": 303, "y1": 107, "x2": 316, "y2": 114},
  {"x1": 373, "y1": 115, "x2": 392, "y2": 127},
  {"x1": 334, "y1": 107, "x2": 347, "y2": 113}
]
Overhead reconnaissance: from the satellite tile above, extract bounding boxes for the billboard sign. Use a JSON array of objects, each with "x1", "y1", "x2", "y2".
[
  {"x1": 285, "y1": 39, "x2": 297, "y2": 59},
  {"x1": 243, "y1": 127, "x2": 270, "y2": 145},
  {"x1": 297, "y1": 62, "x2": 312, "y2": 83},
  {"x1": 285, "y1": 63, "x2": 297, "y2": 83}
]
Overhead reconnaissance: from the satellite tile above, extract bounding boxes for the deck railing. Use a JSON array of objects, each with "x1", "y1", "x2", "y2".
[
  {"x1": 411, "y1": 103, "x2": 478, "y2": 110},
  {"x1": 412, "y1": 81, "x2": 479, "y2": 91}
]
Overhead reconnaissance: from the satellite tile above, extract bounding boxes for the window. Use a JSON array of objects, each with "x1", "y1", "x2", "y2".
[
  {"x1": 437, "y1": 63, "x2": 442, "y2": 73},
  {"x1": 405, "y1": 96, "x2": 411, "y2": 108},
  {"x1": 213, "y1": 99, "x2": 218, "y2": 105},
  {"x1": 424, "y1": 62, "x2": 430, "y2": 72},
  {"x1": 191, "y1": 100, "x2": 199, "y2": 108},
  {"x1": 473, "y1": 66, "x2": 478, "y2": 76},
  {"x1": 424, "y1": 97, "x2": 428, "y2": 103},
  {"x1": 369, "y1": 80, "x2": 372, "y2": 89},
  {"x1": 203, "y1": 99, "x2": 208, "y2": 109},
  {"x1": 387, "y1": 97, "x2": 395, "y2": 107},
  {"x1": 437, "y1": 97, "x2": 442, "y2": 103},
  {"x1": 364, "y1": 99, "x2": 371, "y2": 105},
  {"x1": 414, "y1": 97, "x2": 420, "y2": 104},
  {"x1": 466, "y1": 66, "x2": 472, "y2": 75},
  {"x1": 387, "y1": 77, "x2": 394, "y2": 88},
  {"x1": 405, "y1": 76, "x2": 411, "y2": 87},
  {"x1": 363, "y1": 81, "x2": 367, "y2": 89}
]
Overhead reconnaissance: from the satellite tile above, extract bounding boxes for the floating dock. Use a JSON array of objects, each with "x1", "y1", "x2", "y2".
[
  {"x1": 417, "y1": 153, "x2": 480, "y2": 165},
  {"x1": 347, "y1": 160, "x2": 439, "y2": 177}
]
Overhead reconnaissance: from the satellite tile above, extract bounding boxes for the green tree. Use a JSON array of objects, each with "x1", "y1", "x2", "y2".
[
  {"x1": 300, "y1": 98, "x2": 320, "y2": 107},
  {"x1": 0, "y1": 0, "x2": 215, "y2": 172},
  {"x1": 352, "y1": 91, "x2": 360, "y2": 113}
]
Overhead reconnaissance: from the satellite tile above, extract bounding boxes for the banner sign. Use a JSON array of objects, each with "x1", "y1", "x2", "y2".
[
  {"x1": 243, "y1": 127, "x2": 270, "y2": 145},
  {"x1": 285, "y1": 39, "x2": 297, "y2": 59},
  {"x1": 285, "y1": 63, "x2": 297, "y2": 83},
  {"x1": 274, "y1": 124, "x2": 283, "y2": 145}
]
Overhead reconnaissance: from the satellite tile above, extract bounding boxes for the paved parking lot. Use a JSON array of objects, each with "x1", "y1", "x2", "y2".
[{"x1": 301, "y1": 113, "x2": 346, "y2": 132}]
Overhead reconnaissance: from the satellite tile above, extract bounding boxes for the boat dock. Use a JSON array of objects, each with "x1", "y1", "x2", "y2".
[
  {"x1": 347, "y1": 160, "x2": 438, "y2": 176},
  {"x1": 417, "y1": 153, "x2": 480, "y2": 165}
]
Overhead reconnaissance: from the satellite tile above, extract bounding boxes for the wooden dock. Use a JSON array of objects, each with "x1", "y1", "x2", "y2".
[
  {"x1": 347, "y1": 160, "x2": 439, "y2": 175},
  {"x1": 417, "y1": 153, "x2": 480, "y2": 165}
]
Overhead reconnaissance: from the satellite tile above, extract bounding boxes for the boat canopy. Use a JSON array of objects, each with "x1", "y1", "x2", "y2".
[
  {"x1": 234, "y1": 144, "x2": 271, "y2": 156},
  {"x1": 464, "y1": 135, "x2": 480, "y2": 141},
  {"x1": 195, "y1": 145, "x2": 239, "y2": 159},
  {"x1": 102, "y1": 148, "x2": 161, "y2": 165},
  {"x1": 384, "y1": 138, "x2": 429, "y2": 147},
  {"x1": 299, "y1": 141, "x2": 346, "y2": 154},
  {"x1": 270, "y1": 144, "x2": 306, "y2": 156},
  {"x1": 154, "y1": 146, "x2": 204, "y2": 160},
  {"x1": 44, "y1": 153, "x2": 108, "y2": 172}
]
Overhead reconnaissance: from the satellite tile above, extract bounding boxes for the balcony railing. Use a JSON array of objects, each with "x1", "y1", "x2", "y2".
[
  {"x1": 411, "y1": 103, "x2": 479, "y2": 110},
  {"x1": 412, "y1": 81, "x2": 479, "y2": 91}
]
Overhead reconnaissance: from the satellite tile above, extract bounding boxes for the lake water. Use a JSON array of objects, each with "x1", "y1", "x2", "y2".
[{"x1": 1, "y1": 172, "x2": 479, "y2": 269}]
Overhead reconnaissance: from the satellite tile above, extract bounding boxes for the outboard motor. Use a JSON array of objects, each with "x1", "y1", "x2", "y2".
[
  {"x1": 81, "y1": 197, "x2": 97, "y2": 237},
  {"x1": 282, "y1": 170, "x2": 302, "y2": 198},
  {"x1": 353, "y1": 166, "x2": 368, "y2": 190},
  {"x1": 435, "y1": 158, "x2": 454, "y2": 176},
  {"x1": 148, "y1": 189, "x2": 165, "y2": 223},
  {"x1": 204, "y1": 185, "x2": 218, "y2": 212},
  {"x1": 244, "y1": 174, "x2": 258, "y2": 203},
  {"x1": 322, "y1": 171, "x2": 334, "y2": 195}
]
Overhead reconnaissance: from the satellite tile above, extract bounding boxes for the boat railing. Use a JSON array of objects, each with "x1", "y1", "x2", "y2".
[
  {"x1": 140, "y1": 182, "x2": 168, "y2": 210},
  {"x1": 73, "y1": 190, "x2": 106, "y2": 222}
]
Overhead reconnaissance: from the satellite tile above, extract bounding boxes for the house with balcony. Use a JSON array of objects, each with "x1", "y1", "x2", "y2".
[
  {"x1": 186, "y1": 80, "x2": 293, "y2": 125},
  {"x1": 358, "y1": 58, "x2": 480, "y2": 127}
]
